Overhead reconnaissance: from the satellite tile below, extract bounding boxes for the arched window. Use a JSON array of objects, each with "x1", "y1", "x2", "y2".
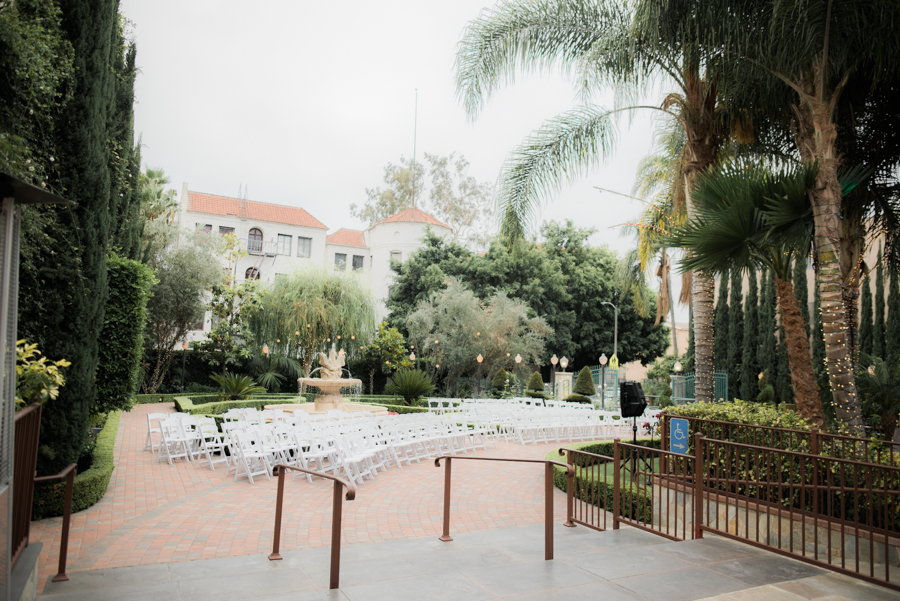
[
  {"x1": 248, "y1": 228, "x2": 263, "y2": 253},
  {"x1": 245, "y1": 267, "x2": 260, "y2": 280}
]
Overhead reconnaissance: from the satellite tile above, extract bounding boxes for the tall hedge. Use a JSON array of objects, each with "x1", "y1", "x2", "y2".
[
  {"x1": 726, "y1": 268, "x2": 743, "y2": 398},
  {"x1": 874, "y1": 247, "x2": 885, "y2": 358},
  {"x1": 713, "y1": 271, "x2": 729, "y2": 372},
  {"x1": 859, "y1": 275, "x2": 874, "y2": 357},
  {"x1": 573, "y1": 366, "x2": 595, "y2": 396},
  {"x1": 739, "y1": 271, "x2": 760, "y2": 400},
  {"x1": 887, "y1": 266, "x2": 900, "y2": 359},
  {"x1": 95, "y1": 254, "x2": 154, "y2": 413}
]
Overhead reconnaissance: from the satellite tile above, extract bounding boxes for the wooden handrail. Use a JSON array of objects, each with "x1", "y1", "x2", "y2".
[
  {"x1": 34, "y1": 463, "x2": 77, "y2": 582},
  {"x1": 433, "y1": 456, "x2": 574, "y2": 560},
  {"x1": 268, "y1": 464, "x2": 356, "y2": 590}
]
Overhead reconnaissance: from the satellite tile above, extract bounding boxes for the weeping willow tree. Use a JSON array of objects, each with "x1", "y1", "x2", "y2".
[{"x1": 249, "y1": 266, "x2": 377, "y2": 376}]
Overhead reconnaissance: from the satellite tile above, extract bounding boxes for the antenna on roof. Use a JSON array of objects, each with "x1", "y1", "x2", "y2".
[{"x1": 411, "y1": 88, "x2": 418, "y2": 210}]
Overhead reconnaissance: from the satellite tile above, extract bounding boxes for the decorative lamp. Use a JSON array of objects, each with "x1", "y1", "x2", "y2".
[
  {"x1": 560, "y1": 356, "x2": 569, "y2": 371},
  {"x1": 515, "y1": 354, "x2": 522, "y2": 364},
  {"x1": 599, "y1": 353, "x2": 607, "y2": 366},
  {"x1": 476, "y1": 354, "x2": 483, "y2": 363},
  {"x1": 262, "y1": 344, "x2": 269, "y2": 355}
]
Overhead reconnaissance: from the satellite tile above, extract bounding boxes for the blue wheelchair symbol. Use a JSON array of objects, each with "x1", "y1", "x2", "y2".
[{"x1": 669, "y1": 418, "x2": 689, "y2": 455}]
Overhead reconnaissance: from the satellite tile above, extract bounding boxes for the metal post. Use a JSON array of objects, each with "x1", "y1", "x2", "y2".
[
  {"x1": 693, "y1": 433, "x2": 704, "y2": 539},
  {"x1": 544, "y1": 463, "x2": 554, "y2": 560},
  {"x1": 269, "y1": 466, "x2": 286, "y2": 560},
  {"x1": 51, "y1": 468, "x2": 75, "y2": 583},
  {"x1": 476, "y1": 363, "x2": 482, "y2": 397},
  {"x1": 440, "y1": 457, "x2": 453, "y2": 541},
  {"x1": 613, "y1": 439, "x2": 621, "y2": 529},
  {"x1": 600, "y1": 365, "x2": 606, "y2": 409},
  {"x1": 564, "y1": 450, "x2": 575, "y2": 527},
  {"x1": 180, "y1": 346, "x2": 187, "y2": 393},
  {"x1": 330, "y1": 479, "x2": 343, "y2": 590},
  {"x1": 516, "y1": 363, "x2": 521, "y2": 396}
]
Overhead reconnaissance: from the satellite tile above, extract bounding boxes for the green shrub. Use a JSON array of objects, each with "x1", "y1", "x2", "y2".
[
  {"x1": 525, "y1": 371, "x2": 549, "y2": 399},
  {"x1": 572, "y1": 366, "x2": 595, "y2": 396},
  {"x1": 32, "y1": 410, "x2": 122, "y2": 519},
  {"x1": 175, "y1": 394, "x2": 315, "y2": 414},
  {"x1": 95, "y1": 255, "x2": 155, "y2": 414},
  {"x1": 492, "y1": 368, "x2": 508, "y2": 398},
  {"x1": 664, "y1": 399, "x2": 811, "y2": 432},
  {"x1": 545, "y1": 438, "x2": 660, "y2": 524},
  {"x1": 209, "y1": 373, "x2": 267, "y2": 400},
  {"x1": 384, "y1": 369, "x2": 435, "y2": 405},
  {"x1": 564, "y1": 393, "x2": 592, "y2": 403}
]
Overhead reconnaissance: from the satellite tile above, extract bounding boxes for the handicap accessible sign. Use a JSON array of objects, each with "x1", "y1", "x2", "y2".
[{"x1": 669, "y1": 418, "x2": 689, "y2": 455}]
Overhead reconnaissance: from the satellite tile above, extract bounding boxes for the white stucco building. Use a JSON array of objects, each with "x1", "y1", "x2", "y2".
[{"x1": 178, "y1": 185, "x2": 451, "y2": 335}]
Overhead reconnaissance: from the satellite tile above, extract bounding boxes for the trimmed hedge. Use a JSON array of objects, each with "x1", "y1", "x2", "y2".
[
  {"x1": 663, "y1": 399, "x2": 811, "y2": 432},
  {"x1": 175, "y1": 394, "x2": 315, "y2": 414},
  {"x1": 546, "y1": 438, "x2": 661, "y2": 524},
  {"x1": 33, "y1": 410, "x2": 122, "y2": 520}
]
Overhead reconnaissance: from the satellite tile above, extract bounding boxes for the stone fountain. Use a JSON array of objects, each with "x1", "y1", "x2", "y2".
[{"x1": 265, "y1": 345, "x2": 387, "y2": 416}]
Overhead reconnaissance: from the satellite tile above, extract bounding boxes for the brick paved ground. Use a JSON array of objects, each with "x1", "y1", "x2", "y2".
[{"x1": 30, "y1": 403, "x2": 578, "y2": 593}]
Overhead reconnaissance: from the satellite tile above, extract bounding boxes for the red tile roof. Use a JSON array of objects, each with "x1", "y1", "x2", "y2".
[
  {"x1": 184, "y1": 190, "x2": 328, "y2": 229},
  {"x1": 371, "y1": 207, "x2": 450, "y2": 229},
  {"x1": 326, "y1": 228, "x2": 366, "y2": 248}
]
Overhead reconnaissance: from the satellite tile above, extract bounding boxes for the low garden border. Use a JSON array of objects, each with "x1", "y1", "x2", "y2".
[{"x1": 32, "y1": 410, "x2": 122, "y2": 520}]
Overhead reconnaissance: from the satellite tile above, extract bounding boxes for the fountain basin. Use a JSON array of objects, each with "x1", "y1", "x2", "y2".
[{"x1": 267, "y1": 377, "x2": 388, "y2": 417}]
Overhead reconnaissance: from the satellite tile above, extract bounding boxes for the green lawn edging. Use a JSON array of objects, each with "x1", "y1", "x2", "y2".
[{"x1": 32, "y1": 410, "x2": 122, "y2": 520}]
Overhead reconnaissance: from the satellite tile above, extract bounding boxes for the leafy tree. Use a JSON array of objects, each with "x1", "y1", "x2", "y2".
[
  {"x1": 350, "y1": 155, "x2": 424, "y2": 225},
  {"x1": 141, "y1": 223, "x2": 224, "y2": 393},
  {"x1": 888, "y1": 268, "x2": 900, "y2": 360},
  {"x1": 491, "y1": 368, "x2": 508, "y2": 398},
  {"x1": 859, "y1": 276, "x2": 874, "y2": 358},
  {"x1": 874, "y1": 247, "x2": 886, "y2": 358},
  {"x1": 740, "y1": 271, "x2": 760, "y2": 402},
  {"x1": 249, "y1": 265, "x2": 377, "y2": 377},
  {"x1": 405, "y1": 279, "x2": 551, "y2": 393},
  {"x1": 209, "y1": 373, "x2": 266, "y2": 401},
  {"x1": 95, "y1": 254, "x2": 154, "y2": 413},
  {"x1": 455, "y1": 0, "x2": 752, "y2": 402},
  {"x1": 351, "y1": 153, "x2": 494, "y2": 249},
  {"x1": 713, "y1": 272, "x2": 729, "y2": 371},
  {"x1": 727, "y1": 268, "x2": 743, "y2": 399},
  {"x1": 360, "y1": 322, "x2": 412, "y2": 395},
  {"x1": 19, "y1": 0, "x2": 126, "y2": 474}
]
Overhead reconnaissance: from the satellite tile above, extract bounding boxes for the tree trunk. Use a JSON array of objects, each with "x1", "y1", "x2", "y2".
[
  {"x1": 802, "y1": 97, "x2": 865, "y2": 436},
  {"x1": 775, "y1": 276, "x2": 826, "y2": 428}
]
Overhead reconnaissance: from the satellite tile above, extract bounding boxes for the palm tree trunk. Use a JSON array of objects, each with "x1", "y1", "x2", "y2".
[
  {"x1": 802, "y1": 97, "x2": 865, "y2": 436},
  {"x1": 774, "y1": 276, "x2": 826, "y2": 428}
]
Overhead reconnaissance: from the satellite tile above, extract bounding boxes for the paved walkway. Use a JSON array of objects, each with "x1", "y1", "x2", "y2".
[
  {"x1": 38, "y1": 520, "x2": 898, "y2": 601},
  {"x1": 31, "y1": 403, "x2": 571, "y2": 592}
]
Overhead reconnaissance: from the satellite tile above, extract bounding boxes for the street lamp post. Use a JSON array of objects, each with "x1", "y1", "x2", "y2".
[
  {"x1": 181, "y1": 341, "x2": 188, "y2": 393},
  {"x1": 599, "y1": 353, "x2": 608, "y2": 410},
  {"x1": 550, "y1": 354, "x2": 559, "y2": 398},
  {"x1": 476, "y1": 354, "x2": 484, "y2": 397},
  {"x1": 515, "y1": 353, "x2": 522, "y2": 396}
]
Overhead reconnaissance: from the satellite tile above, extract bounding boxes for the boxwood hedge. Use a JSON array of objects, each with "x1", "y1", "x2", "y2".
[{"x1": 32, "y1": 410, "x2": 122, "y2": 520}]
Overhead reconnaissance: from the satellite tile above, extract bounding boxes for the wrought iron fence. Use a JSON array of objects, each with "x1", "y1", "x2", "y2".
[{"x1": 670, "y1": 371, "x2": 729, "y2": 403}]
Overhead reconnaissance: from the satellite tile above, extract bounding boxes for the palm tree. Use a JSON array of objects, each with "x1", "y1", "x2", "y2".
[
  {"x1": 726, "y1": 0, "x2": 900, "y2": 435},
  {"x1": 139, "y1": 167, "x2": 178, "y2": 223},
  {"x1": 856, "y1": 354, "x2": 900, "y2": 441},
  {"x1": 455, "y1": 0, "x2": 748, "y2": 401},
  {"x1": 667, "y1": 163, "x2": 827, "y2": 427}
]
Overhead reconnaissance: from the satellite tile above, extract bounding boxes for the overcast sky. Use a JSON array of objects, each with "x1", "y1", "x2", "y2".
[{"x1": 120, "y1": 0, "x2": 688, "y2": 323}]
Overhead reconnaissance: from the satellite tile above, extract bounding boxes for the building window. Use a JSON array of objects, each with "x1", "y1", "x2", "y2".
[
  {"x1": 245, "y1": 267, "x2": 260, "y2": 280},
  {"x1": 390, "y1": 250, "x2": 402, "y2": 263},
  {"x1": 334, "y1": 253, "x2": 347, "y2": 270},
  {"x1": 248, "y1": 228, "x2": 263, "y2": 253},
  {"x1": 197, "y1": 223, "x2": 212, "y2": 233},
  {"x1": 352, "y1": 255, "x2": 364, "y2": 271},
  {"x1": 277, "y1": 234, "x2": 292, "y2": 255},
  {"x1": 297, "y1": 236, "x2": 312, "y2": 258},
  {"x1": 219, "y1": 226, "x2": 235, "y2": 236}
]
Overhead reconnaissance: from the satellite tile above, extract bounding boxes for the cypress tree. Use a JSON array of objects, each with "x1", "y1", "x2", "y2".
[
  {"x1": 727, "y1": 268, "x2": 743, "y2": 399},
  {"x1": 859, "y1": 276, "x2": 874, "y2": 357},
  {"x1": 108, "y1": 34, "x2": 141, "y2": 258},
  {"x1": 713, "y1": 272, "x2": 729, "y2": 371},
  {"x1": 874, "y1": 247, "x2": 885, "y2": 358},
  {"x1": 793, "y1": 256, "x2": 810, "y2": 338},
  {"x1": 759, "y1": 270, "x2": 779, "y2": 401},
  {"x1": 19, "y1": 0, "x2": 121, "y2": 475},
  {"x1": 685, "y1": 304, "x2": 695, "y2": 372},
  {"x1": 888, "y1": 266, "x2": 900, "y2": 359},
  {"x1": 740, "y1": 271, "x2": 760, "y2": 400}
]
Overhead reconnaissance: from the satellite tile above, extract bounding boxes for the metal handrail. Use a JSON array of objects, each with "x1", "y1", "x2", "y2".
[
  {"x1": 433, "y1": 456, "x2": 574, "y2": 560},
  {"x1": 268, "y1": 464, "x2": 356, "y2": 590},
  {"x1": 34, "y1": 463, "x2": 77, "y2": 582}
]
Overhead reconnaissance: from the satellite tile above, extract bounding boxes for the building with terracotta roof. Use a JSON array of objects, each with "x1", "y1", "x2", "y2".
[{"x1": 179, "y1": 185, "x2": 451, "y2": 330}]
